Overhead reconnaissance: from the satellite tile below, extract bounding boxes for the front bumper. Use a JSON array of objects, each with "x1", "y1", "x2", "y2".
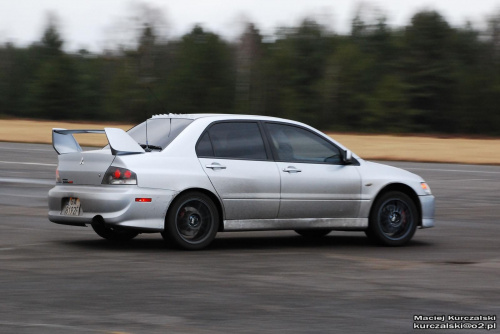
[
  {"x1": 419, "y1": 195, "x2": 435, "y2": 228},
  {"x1": 48, "y1": 185, "x2": 177, "y2": 231}
]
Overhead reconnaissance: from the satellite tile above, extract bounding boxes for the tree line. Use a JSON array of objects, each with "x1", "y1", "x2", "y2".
[{"x1": 0, "y1": 9, "x2": 499, "y2": 135}]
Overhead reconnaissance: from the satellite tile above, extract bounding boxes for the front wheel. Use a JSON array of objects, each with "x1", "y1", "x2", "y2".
[
  {"x1": 161, "y1": 192, "x2": 219, "y2": 250},
  {"x1": 367, "y1": 191, "x2": 418, "y2": 246}
]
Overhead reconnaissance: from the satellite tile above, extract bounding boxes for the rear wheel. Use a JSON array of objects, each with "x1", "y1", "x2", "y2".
[
  {"x1": 91, "y1": 220, "x2": 139, "y2": 242},
  {"x1": 294, "y1": 229, "x2": 331, "y2": 238},
  {"x1": 367, "y1": 191, "x2": 418, "y2": 246},
  {"x1": 161, "y1": 192, "x2": 219, "y2": 250}
]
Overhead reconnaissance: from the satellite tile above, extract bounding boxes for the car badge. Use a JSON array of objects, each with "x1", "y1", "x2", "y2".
[{"x1": 80, "y1": 157, "x2": 85, "y2": 165}]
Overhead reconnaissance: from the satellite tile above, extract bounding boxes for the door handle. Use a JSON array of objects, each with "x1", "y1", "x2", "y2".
[
  {"x1": 205, "y1": 163, "x2": 226, "y2": 170},
  {"x1": 283, "y1": 166, "x2": 301, "y2": 173}
]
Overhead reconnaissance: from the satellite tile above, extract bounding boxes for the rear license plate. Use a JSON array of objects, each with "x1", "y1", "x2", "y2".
[{"x1": 63, "y1": 197, "x2": 81, "y2": 216}]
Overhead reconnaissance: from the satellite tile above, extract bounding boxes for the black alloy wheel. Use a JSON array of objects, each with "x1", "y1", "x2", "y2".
[
  {"x1": 366, "y1": 191, "x2": 418, "y2": 246},
  {"x1": 162, "y1": 192, "x2": 219, "y2": 250}
]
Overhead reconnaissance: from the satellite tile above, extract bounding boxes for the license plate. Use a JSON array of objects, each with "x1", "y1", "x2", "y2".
[{"x1": 63, "y1": 197, "x2": 81, "y2": 216}]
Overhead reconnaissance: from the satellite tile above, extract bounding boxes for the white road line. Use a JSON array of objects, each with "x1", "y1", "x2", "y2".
[
  {"x1": 0, "y1": 146, "x2": 53, "y2": 152},
  {"x1": 0, "y1": 177, "x2": 54, "y2": 185},
  {"x1": 0, "y1": 321, "x2": 101, "y2": 332},
  {"x1": 0, "y1": 193, "x2": 47, "y2": 198},
  {"x1": 0, "y1": 160, "x2": 56, "y2": 167},
  {"x1": 429, "y1": 178, "x2": 492, "y2": 182},
  {"x1": 0, "y1": 243, "x2": 58, "y2": 251},
  {"x1": 406, "y1": 167, "x2": 500, "y2": 174}
]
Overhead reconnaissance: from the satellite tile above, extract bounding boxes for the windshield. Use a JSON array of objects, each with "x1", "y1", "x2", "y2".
[{"x1": 127, "y1": 118, "x2": 193, "y2": 150}]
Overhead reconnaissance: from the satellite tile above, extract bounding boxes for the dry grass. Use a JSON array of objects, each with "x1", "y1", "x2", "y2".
[
  {"x1": 0, "y1": 119, "x2": 132, "y2": 147},
  {"x1": 328, "y1": 133, "x2": 500, "y2": 165},
  {"x1": 1, "y1": 119, "x2": 498, "y2": 165}
]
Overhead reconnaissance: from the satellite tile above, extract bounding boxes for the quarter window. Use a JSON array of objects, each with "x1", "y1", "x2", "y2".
[
  {"x1": 266, "y1": 123, "x2": 341, "y2": 164},
  {"x1": 196, "y1": 132, "x2": 214, "y2": 157},
  {"x1": 197, "y1": 122, "x2": 267, "y2": 160}
]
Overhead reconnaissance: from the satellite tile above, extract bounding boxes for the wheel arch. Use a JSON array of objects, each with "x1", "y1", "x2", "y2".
[
  {"x1": 168, "y1": 188, "x2": 225, "y2": 232},
  {"x1": 370, "y1": 183, "x2": 422, "y2": 226}
]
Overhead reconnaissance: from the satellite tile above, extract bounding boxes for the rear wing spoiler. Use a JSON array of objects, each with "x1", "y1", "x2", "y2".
[{"x1": 52, "y1": 128, "x2": 145, "y2": 155}]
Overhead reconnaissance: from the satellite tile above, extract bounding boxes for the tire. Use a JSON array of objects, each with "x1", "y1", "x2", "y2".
[
  {"x1": 161, "y1": 192, "x2": 219, "y2": 250},
  {"x1": 91, "y1": 221, "x2": 139, "y2": 242},
  {"x1": 367, "y1": 191, "x2": 418, "y2": 246},
  {"x1": 294, "y1": 229, "x2": 331, "y2": 238}
]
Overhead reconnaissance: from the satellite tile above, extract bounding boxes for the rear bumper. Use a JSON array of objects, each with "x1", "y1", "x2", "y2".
[
  {"x1": 48, "y1": 185, "x2": 177, "y2": 231},
  {"x1": 419, "y1": 195, "x2": 435, "y2": 228}
]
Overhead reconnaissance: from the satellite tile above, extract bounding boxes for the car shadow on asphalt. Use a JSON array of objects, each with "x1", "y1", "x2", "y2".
[
  {"x1": 209, "y1": 235, "x2": 432, "y2": 251},
  {"x1": 59, "y1": 233, "x2": 432, "y2": 252}
]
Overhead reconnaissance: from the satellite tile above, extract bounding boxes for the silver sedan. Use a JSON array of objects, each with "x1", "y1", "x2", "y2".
[{"x1": 48, "y1": 114, "x2": 435, "y2": 250}]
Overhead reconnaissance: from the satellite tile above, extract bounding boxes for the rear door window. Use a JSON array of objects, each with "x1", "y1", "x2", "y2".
[{"x1": 196, "y1": 122, "x2": 268, "y2": 160}]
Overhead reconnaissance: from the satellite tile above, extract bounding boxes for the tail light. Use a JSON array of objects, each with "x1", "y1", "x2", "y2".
[
  {"x1": 56, "y1": 168, "x2": 62, "y2": 183},
  {"x1": 102, "y1": 167, "x2": 137, "y2": 185}
]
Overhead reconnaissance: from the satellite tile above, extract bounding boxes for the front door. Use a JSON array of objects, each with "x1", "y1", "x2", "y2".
[{"x1": 264, "y1": 122, "x2": 361, "y2": 219}]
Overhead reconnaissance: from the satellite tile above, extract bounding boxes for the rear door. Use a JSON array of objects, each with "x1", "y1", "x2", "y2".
[
  {"x1": 197, "y1": 121, "x2": 280, "y2": 220},
  {"x1": 264, "y1": 122, "x2": 361, "y2": 219}
]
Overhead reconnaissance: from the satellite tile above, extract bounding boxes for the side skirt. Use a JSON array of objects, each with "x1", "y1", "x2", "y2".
[{"x1": 223, "y1": 218, "x2": 368, "y2": 232}]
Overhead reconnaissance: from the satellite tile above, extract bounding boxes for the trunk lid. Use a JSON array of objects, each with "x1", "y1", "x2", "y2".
[{"x1": 57, "y1": 150, "x2": 115, "y2": 186}]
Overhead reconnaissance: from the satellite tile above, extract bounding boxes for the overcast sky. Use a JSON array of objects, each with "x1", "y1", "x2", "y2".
[{"x1": 0, "y1": 0, "x2": 499, "y2": 52}]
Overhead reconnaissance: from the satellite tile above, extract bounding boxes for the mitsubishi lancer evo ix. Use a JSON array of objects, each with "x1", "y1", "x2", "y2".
[{"x1": 48, "y1": 114, "x2": 435, "y2": 250}]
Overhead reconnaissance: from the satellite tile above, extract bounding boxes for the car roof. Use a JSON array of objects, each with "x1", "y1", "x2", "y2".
[
  {"x1": 150, "y1": 113, "x2": 356, "y2": 159},
  {"x1": 150, "y1": 113, "x2": 291, "y2": 123}
]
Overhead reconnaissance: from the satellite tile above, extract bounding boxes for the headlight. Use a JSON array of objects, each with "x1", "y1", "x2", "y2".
[{"x1": 420, "y1": 182, "x2": 432, "y2": 195}]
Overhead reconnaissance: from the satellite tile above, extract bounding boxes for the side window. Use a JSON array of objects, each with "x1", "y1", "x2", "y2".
[
  {"x1": 196, "y1": 132, "x2": 214, "y2": 157},
  {"x1": 205, "y1": 122, "x2": 267, "y2": 160},
  {"x1": 266, "y1": 123, "x2": 341, "y2": 164}
]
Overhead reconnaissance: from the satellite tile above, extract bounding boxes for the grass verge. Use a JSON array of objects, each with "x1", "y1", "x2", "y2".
[{"x1": 1, "y1": 119, "x2": 498, "y2": 165}]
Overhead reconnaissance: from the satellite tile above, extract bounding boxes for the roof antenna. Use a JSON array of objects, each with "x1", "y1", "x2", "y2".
[
  {"x1": 146, "y1": 86, "x2": 169, "y2": 115},
  {"x1": 146, "y1": 86, "x2": 172, "y2": 138},
  {"x1": 145, "y1": 118, "x2": 149, "y2": 149}
]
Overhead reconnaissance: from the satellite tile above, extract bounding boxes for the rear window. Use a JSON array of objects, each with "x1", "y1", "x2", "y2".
[{"x1": 127, "y1": 118, "x2": 193, "y2": 150}]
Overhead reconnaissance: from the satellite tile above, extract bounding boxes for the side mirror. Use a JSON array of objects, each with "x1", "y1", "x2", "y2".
[{"x1": 343, "y1": 149, "x2": 353, "y2": 164}]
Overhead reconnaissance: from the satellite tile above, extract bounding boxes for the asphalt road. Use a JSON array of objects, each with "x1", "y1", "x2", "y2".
[{"x1": 0, "y1": 142, "x2": 498, "y2": 334}]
